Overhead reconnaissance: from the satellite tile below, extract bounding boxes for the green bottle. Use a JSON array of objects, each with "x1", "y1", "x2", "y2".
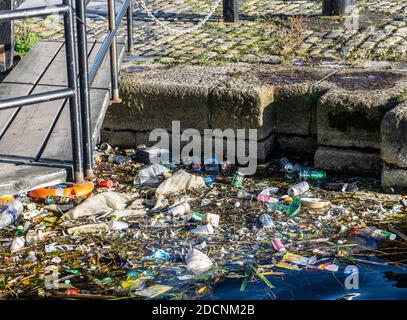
[
  {"x1": 285, "y1": 197, "x2": 301, "y2": 217},
  {"x1": 299, "y1": 169, "x2": 326, "y2": 180}
]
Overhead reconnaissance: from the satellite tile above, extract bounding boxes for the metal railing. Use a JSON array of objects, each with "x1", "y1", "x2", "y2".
[
  {"x1": 76, "y1": 0, "x2": 133, "y2": 180},
  {"x1": 0, "y1": 0, "x2": 134, "y2": 184}
]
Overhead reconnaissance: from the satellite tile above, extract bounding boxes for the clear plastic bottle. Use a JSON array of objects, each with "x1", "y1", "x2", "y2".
[
  {"x1": 352, "y1": 226, "x2": 396, "y2": 241},
  {"x1": 0, "y1": 199, "x2": 23, "y2": 230},
  {"x1": 280, "y1": 158, "x2": 293, "y2": 173}
]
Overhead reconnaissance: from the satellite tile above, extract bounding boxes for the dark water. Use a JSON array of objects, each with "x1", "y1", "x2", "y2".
[{"x1": 199, "y1": 260, "x2": 407, "y2": 300}]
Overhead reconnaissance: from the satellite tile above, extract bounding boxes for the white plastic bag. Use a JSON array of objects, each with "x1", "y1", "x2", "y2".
[
  {"x1": 134, "y1": 164, "x2": 170, "y2": 186},
  {"x1": 185, "y1": 248, "x2": 213, "y2": 274},
  {"x1": 156, "y1": 170, "x2": 206, "y2": 197},
  {"x1": 64, "y1": 192, "x2": 132, "y2": 220}
]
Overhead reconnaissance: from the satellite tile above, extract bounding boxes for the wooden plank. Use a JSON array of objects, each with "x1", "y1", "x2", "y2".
[
  {"x1": 0, "y1": 41, "x2": 63, "y2": 138},
  {"x1": 0, "y1": 162, "x2": 66, "y2": 196},
  {"x1": 39, "y1": 40, "x2": 126, "y2": 162},
  {"x1": 0, "y1": 40, "x2": 95, "y2": 160},
  {"x1": 2, "y1": 41, "x2": 63, "y2": 85}
]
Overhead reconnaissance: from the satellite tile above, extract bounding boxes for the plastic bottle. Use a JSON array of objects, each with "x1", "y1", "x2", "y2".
[
  {"x1": 288, "y1": 181, "x2": 310, "y2": 196},
  {"x1": 0, "y1": 206, "x2": 19, "y2": 230},
  {"x1": 0, "y1": 198, "x2": 23, "y2": 213},
  {"x1": 351, "y1": 226, "x2": 396, "y2": 241},
  {"x1": 168, "y1": 202, "x2": 191, "y2": 217},
  {"x1": 268, "y1": 202, "x2": 288, "y2": 213},
  {"x1": 203, "y1": 175, "x2": 216, "y2": 186},
  {"x1": 280, "y1": 158, "x2": 293, "y2": 173},
  {"x1": 237, "y1": 190, "x2": 254, "y2": 200},
  {"x1": 186, "y1": 211, "x2": 203, "y2": 222},
  {"x1": 259, "y1": 214, "x2": 275, "y2": 229},
  {"x1": 285, "y1": 197, "x2": 301, "y2": 217}
]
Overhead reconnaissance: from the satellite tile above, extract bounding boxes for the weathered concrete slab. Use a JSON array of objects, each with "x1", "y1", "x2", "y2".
[
  {"x1": 317, "y1": 70, "x2": 407, "y2": 149},
  {"x1": 314, "y1": 146, "x2": 382, "y2": 176},
  {"x1": 276, "y1": 135, "x2": 318, "y2": 159},
  {"x1": 255, "y1": 66, "x2": 332, "y2": 137},
  {"x1": 209, "y1": 73, "x2": 274, "y2": 139},
  {"x1": 382, "y1": 166, "x2": 407, "y2": 193},
  {"x1": 381, "y1": 101, "x2": 407, "y2": 169},
  {"x1": 104, "y1": 65, "x2": 276, "y2": 140},
  {"x1": 101, "y1": 128, "x2": 276, "y2": 162}
]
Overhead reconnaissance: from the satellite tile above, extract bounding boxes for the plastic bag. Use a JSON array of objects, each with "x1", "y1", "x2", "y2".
[
  {"x1": 185, "y1": 248, "x2": 213, "y2": 274},
  {"x1": 134, "y1": 164, "x2": 170, "y2": 186},
  {"x1": 63, "y1": 192, "x2": 132, "y2": 219},
  {"x1": 156, "y1": 170, "x2": 206, "y2": 197}
]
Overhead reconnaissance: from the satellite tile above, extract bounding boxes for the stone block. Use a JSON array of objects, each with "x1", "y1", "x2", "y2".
[
  {"x1": 314, "y1": 146, "x2": 382, "y2": 176},
  {"x1": 317, "y1": 70, "x2": 407, "y2": 149},
  {"x1": 381, "y1": 101, "x2": 407, "y2": 168},
  {"x1": 382, "y1": 166, "x2": 407, "y2": 193}
]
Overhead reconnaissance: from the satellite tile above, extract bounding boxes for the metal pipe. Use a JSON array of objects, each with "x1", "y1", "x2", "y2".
[
  {"x1": 88, "y1": 0, "x2": 129, "y2": 83},
  {"x1": 0, "y1": 4, "x2": 69, "y2": 22},
  {"x1": 76, "y1": 0, "x2": 95, "y2": 180},
  {"x1": 64, "y1": 0, "x2": 84, "y2": 184},
  {"x1": 223, "y1": 0, "x2": 239, "y2": 23},
  {"x1": 108, "y1": 0, "x2": 121, "y2": 103},
  {"x1": 0, "y1": 89, "x2": 74, "y2": 111},
  {"x1": 126, "y1": 0, "x2": 134, "y2": 54}
]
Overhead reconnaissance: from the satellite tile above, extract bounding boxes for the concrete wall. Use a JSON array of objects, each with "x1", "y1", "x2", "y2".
[{"x1": 101, "y1": 64, "x2": 407, "y2": 192}]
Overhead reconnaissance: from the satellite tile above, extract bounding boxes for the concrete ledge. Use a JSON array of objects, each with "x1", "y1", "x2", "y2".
[
  {"x1": 314, "y1": 146, "x2": 383, "y2": 176},
  {"x1": 382, "y1": 166, "x2": 407, "y2": 193},
  {"x1": 255, "y1": 67, "x2": 332, "y2": 137},
  {"x1": 317, "y1": 70, "x2": 407, "y2": 149},
  {"x1": 381, "y1": 101, "x2": 407, "y2": 169}
]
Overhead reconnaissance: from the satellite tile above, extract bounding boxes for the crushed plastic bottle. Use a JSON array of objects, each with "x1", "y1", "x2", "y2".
[
  {"x1": 0, "y1": 206, "x2": 20, "y2": 230},
  {"x1": 288, "y1": 181, "x2": 310, "y2": 197}
]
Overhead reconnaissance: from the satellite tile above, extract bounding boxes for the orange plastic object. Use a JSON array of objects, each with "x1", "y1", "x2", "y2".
[{"x1": 28, "y1": 182, "x2": 94, "y2": 200}]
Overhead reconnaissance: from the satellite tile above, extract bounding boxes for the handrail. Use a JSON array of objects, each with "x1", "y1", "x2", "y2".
[
  {"x1": 0, "y1": 0, "x2": 85, "y2": 184},
  {"x1": 0, "y1": 0, "x2": 134, "y2": 183},
  {"x1": 0, "y1": 4, "x2": 69, "y2": 21},
  {"x1": 88, "y1": 0, "x2": 130, "y2": 84}
]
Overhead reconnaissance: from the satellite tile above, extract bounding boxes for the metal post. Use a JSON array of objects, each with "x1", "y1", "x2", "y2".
[
  {"x1": 322, "y1": 0, "x2": 356, "y2": 16},
  {"x1": 126, "y1": 0, "x2": 134, "y2": 54},
  {"x1": 223, "y1": 0, "x2": 239, "y2": 23},
  {"x1": 64, "y1": 0, "x2": 84, "y2": 184},
  {"x1": 76, "y1": 0, "x2": 95, "y2": 180},
  {"x1": 0, "y1": 0, "x2": 14, "y2": 73},
  {"x1": 108, "y1": 0, "x2": 121, "y2": 103}
]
